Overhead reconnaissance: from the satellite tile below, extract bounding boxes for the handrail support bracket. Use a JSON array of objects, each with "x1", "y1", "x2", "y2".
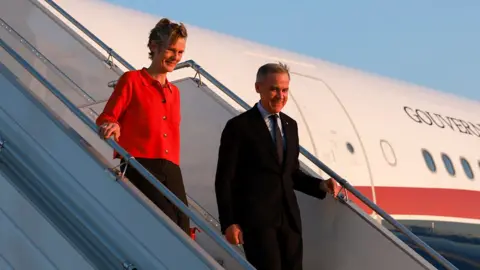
[
  {"x1": 192, "y1": 67, "x2": 203, "y2": 87},
  {"x1": 104, "y1": 48, "x2": 117, "y2": 69}
]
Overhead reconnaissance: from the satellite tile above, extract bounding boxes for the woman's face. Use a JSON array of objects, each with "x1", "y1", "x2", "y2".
[{"x1": 151, "y1": 37, "x2": 186, "y2": 73}]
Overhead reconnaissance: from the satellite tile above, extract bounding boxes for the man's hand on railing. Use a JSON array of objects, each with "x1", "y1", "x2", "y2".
[
  {"x1": 225, "y1": 224, "x2": 243, "y2": 245},
  {"x1": 321, "y1": 178, "x2": 341, "y2": 198},
  {"x1": 98, "y1": 122, "x2": 120, "y2": 141}
]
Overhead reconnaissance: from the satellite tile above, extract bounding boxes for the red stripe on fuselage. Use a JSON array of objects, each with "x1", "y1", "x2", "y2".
[{"x1": 347, "y1": 186, "x2": 480, "y2": 220}]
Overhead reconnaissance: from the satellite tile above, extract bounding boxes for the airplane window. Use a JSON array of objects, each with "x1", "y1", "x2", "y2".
[
  {"x1": 460, "y1": 157, "x2": 474, "y2": 180},
  {"x1": 421, "y1": 149, "x2": 436, "y2": 172},
  {"x1": 346, "y1": 142, "x2": 355, "y2": 154},
  {"x1": 441, "y1": 153, "x2": 456, "y2": 176},
  {"x1": 380, "y1": 140, "x2": 396, "y2": 166}
]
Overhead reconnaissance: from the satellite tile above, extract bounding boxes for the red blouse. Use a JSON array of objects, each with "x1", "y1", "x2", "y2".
[{"x1": 96, "y1": 68, "x2": 181, "y2": 165}]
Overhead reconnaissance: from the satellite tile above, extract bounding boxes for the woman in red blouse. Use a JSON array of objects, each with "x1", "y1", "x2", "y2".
[{"x1": 96, "y1": 18, "x2": 190, "y2": 234}]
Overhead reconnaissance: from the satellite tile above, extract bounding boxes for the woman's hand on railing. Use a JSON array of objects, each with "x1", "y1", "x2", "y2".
[{"x1": 98, "y1": 122, "x2": 120, "y2": 141}]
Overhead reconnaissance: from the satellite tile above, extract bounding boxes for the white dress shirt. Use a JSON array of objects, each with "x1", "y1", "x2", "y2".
[{"x1": 257, "y1": 102, "x2": 286, "y2": 149}]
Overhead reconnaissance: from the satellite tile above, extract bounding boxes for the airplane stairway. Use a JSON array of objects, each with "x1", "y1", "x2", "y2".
[
  {"x1": 0, "y1": 36, "x2": 251, "y2": 269},
  {"x1": 0, "y1": 0, "x2": 459, "y2": 269}
]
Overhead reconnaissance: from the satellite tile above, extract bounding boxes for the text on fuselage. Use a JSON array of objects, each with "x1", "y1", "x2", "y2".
[{"x1": 404, "y1": 106, "x2": 480, "y2": 137}]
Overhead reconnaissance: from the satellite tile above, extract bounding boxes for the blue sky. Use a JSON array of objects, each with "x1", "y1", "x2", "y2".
[{"x1": 105, "y1": 0, "x2": 480, "y2": 101}]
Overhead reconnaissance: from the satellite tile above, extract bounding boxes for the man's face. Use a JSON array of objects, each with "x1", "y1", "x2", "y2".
[
  {"x1": 255, "y1": 72, "x2": 289, "y2": 114},
  {"x1": 151, "y1": 37, "x2": 186, "y2": 72}
]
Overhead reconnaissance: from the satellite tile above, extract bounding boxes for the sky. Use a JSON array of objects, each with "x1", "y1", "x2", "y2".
[{"x1": 105, "y1": 0, "x2": 480, "y2": 101}]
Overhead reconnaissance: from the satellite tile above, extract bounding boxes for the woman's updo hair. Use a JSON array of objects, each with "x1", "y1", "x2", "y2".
[{"x1": 148, "y1": 18, "x2": 188, "y2": 59}]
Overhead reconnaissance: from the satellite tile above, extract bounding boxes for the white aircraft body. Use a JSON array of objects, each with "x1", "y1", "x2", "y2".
[{"x1": 4, "y1": 0, "x2": 480, "y2": 268}]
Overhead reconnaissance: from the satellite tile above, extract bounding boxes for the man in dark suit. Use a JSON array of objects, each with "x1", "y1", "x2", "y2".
[{"x1": 214, "y1": 62, "x2": 337, "y2": 270}]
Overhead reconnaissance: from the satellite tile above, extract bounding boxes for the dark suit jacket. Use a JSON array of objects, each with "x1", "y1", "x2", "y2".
[{"x1": 215, "y1": 105, "x2": 327, "y2": 234}]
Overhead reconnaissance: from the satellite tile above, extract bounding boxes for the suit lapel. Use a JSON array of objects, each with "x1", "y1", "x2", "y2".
[{"x1": 249, "y1": 106, "x2": 278, "y2": 161}]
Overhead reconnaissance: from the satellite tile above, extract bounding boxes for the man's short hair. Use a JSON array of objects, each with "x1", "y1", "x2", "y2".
[{"x1": 256, "y1": 62, "x2": 290, "y2": 83}]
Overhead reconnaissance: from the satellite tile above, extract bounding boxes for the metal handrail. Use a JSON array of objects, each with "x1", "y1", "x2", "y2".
[
  {"x1": 41, "y1": 1, "x2": 457, "y2": 269},
  {"x1": 0, "y1": 37, "x2": 254, "y2": 270}
]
